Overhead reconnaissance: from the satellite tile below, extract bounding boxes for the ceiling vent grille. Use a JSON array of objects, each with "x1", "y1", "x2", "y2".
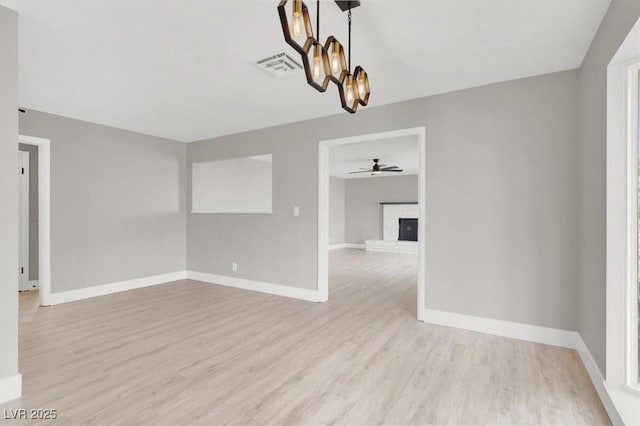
[{"x1": 256, "y1": 52, "x2": 303, "y2": 78}]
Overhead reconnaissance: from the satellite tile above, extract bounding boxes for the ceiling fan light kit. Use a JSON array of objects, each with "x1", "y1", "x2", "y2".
[{"x1": 277, "y1": 0, "x2": 370, "y2": 114}]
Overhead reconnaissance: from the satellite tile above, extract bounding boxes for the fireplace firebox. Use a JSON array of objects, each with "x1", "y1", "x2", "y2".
[{"x1": 398, "y1": 218, "x2": 418, "y2": 241}]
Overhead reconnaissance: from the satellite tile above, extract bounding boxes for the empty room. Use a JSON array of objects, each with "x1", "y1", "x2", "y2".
[
  {"x1": 0, "y1": 0, "x2": 639, "y2": 425},
  {"x1": 327, "y1": 135, "x2": 421, "y2": 323}
]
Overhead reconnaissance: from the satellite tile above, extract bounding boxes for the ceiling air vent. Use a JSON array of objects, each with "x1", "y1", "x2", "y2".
[{"x1": 256, "y1": 52, "x2": 303, "y2": 78}]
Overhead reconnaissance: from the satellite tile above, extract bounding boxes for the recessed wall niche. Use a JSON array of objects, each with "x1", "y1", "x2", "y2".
[{"x1": 191, "y1": 154, "x2": 273, "y2": 214}]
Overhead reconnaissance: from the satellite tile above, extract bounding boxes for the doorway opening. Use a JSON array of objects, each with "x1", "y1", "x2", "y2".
[
  {"x1": 18, "y1": 135, "x2": 51, "y2": 307},
  {"x1": 18, "y1": 149, "x2": 35, "y2": 291},
  {"x1": 318, "y1": 127, "x2": 426, "y2": 320}
]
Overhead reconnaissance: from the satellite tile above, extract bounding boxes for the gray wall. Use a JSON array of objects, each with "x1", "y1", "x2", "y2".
[
  {"x1": 187, "y1": 69, "x2": 580, "y2": 331},
  {"x1": 577, "y1": 1, "x2": 640, "y2": 374},
  {"x1": 187, "y1": 138, "x2": 318, "y2": 287},
  {"x1": 345, "y1": 175, "x2": 418, "y2": 244},
  {"x1": 329, "y1": 176, "x2": 345, "y2": 246},
  {"x1": 0, "y1": 5, "x2": 19, "y2": 384},
  {"x1": 19, "y1": 110, "x2": 187, "y2": 293},
  {"x1": 19, "y1": 143, "x2": 38, "y2": 280}
]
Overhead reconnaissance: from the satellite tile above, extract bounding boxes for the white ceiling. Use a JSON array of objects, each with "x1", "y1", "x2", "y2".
[
  {"x1": 330, "y1": 136, "x2": 418, "y2": 179},
  {"x1": 2, "y1": 0, "x2": 610, "y2": 142}
]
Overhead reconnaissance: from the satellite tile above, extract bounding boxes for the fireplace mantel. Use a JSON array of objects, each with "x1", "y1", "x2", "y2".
[{"x1": 379, "y1": 201, "x2": 418, "y2": 205}]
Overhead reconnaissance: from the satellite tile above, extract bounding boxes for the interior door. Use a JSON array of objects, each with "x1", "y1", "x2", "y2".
[{"x1": 19, "y1": 150, "x2": 30, "y2": 291}]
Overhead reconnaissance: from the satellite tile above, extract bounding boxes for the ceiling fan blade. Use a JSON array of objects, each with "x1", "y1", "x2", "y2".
[
  {"x1": 381, "y1": 166, "x2": 399, "y2": 170},
  {"x1": 349, "y1": 170, "x2": 373, "y2": 174},
  {"x1": 382, "y1": 169, "x2": 403, "y2": 172},
  {"x1": 358, "y1": 167, "x2": 371, "y2": 170}
]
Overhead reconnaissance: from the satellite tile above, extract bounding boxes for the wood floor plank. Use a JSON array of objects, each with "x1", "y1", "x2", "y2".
[{"x1": 3, "y1": 249, "x2": 609, "y2": 425}]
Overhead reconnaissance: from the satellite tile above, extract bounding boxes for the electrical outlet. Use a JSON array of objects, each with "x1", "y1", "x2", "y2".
[
  {"x1": 232, "y1": 262, "x2": 238, "y2": 272},
  {"x1": 293, "y1": 206, "x2": 300, "y2": 216}
]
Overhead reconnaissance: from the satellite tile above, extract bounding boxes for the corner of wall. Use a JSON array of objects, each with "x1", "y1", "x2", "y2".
[
  {"x1": 0, "y1": 3, "x2": 21, "y2": 399},
  {"x1": 576, "y1": 0, "x2": 640, "y2": 376}
]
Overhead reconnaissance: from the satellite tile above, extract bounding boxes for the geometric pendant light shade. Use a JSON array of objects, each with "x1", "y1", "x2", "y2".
[
  {"x1": 335, "y1": 5, "x2": 363, "y2": 113},
  {"x1": 277, "y1": 0, "x2": 314, "y2": 54},
  {"x1": 302, "y1": 41, "x2": 331, "y2": 92},
  {"x1": 353, "y1": 66, "x2": 370, "y2": 106},
  {"x1": 277, "y1": 0, "x2": 370, "y2": 114},
  {"x1": 338, "y1": 72, "x2": 360, "y2": 113},
  {"x1": 324, "y1": 36, "x2": 348, "y2": 84}
]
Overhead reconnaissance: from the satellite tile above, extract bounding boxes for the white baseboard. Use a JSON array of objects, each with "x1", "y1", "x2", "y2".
[
  {"x1": 19, "y1": 280, "x2": 39, "y2": 292},
  {"x1": 422, "y1": 308, "x2": 624, "y2": 424},
  {"x1": 574, "y1": 339, "x2": 623, "y2": 425},
  {"x1": 329, "y1": 243, "x2": 365, "y2": 250},
  {"x1": 47, "y1": 271, "x2": 187, "y2": 305},
  {"x1": 187, "y1": 271, "x2": 320, "y2": 302},
  {"x1": 422, "y1": 308, "x2": 581, "y2": 348},
  {"x1": 0, "y1": 374, "x2": 22, "y2": 404},
  {"x1": 604, "y1": 384, "x2": 640, "y2": 426},
  {"x1": 365, "y1": 240, "x2": 418, "y2": 254},
  {"x1": 45, "y1": 269, "x2": 319, "y2": 305}
]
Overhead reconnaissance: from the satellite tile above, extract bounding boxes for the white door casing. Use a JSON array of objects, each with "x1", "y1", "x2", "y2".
[{"x1": 18, "y1": 151, "x2": 30, "y2": 291}]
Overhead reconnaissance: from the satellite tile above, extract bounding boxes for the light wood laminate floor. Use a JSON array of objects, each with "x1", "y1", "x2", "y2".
[{"x1": 3, "y1": 249, "x2": 609, "y2": 425}]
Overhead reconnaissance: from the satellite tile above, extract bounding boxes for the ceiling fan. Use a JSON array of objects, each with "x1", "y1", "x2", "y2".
[{"x1": 349, "y1": 159, "x2": 403, "y2": 175}]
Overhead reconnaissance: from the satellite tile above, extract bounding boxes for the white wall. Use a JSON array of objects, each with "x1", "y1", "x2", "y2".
[{"x1": 0, "y1": 4, "x2": 20, "y2": 400}]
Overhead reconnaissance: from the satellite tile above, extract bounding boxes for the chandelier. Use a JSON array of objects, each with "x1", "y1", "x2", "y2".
[{"x1": 277, "y1": 0, "x2": 370, "y2": 113}]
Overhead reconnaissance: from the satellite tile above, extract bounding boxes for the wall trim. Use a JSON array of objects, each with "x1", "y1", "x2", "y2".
[
  {"x1": 605, "y1": 17, "x2": 640, "y2": 424},
  {"x1": 328, "y1": 243, "x2": 365, "y2": 250},
  {"x1": 20, "y1": 280, "x2": 39, "y2": 292},
  {"x1": 604, "y1": 384, "x2": 640, "y2": 425},
  {"x1": 574, "y1": 339, "x2": 624, "y2": 425},
  {"x1": 18, "y1": 150, "x2": 30, "y2": 294},
  {"x1": 19, "y1": 282, "x2": 34, "y2": 292},
  {"x1": 422, "y1": 308, "x2": 623, "y2": 424},
  {"x1": 423, "y1": 308, "x2": 581, "y2": 348},
  {"x1": 0, "y1": 373, "x2": 22, "y2": 404},
  {"x1": 47, "y1": 271, "x2": 187, "y2": 305},
  {"x1": 43, "y1": 270, "x2": 320, "y2": 305},
  {"x1": 187, "y1": 271, "x2": 320, "y2": 302},
  {"x1": 18, "y1": 135, "x2": 51, "y2": 307}
]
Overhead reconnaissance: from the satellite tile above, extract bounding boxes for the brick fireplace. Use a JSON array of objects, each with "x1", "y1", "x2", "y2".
[{"x1": 365, "y1": 202, "x2": 419, "y2": 254}]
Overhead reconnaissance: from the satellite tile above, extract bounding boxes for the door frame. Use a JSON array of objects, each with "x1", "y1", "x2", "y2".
[
  {"x1": 18, "y1": 135, "x2": 51, "y2": 306},
  {"x1": 317, "y1": 127, "x2": 427, "y2": 320},
  {"x1": 18, "y1": 150, "x2": 30, "y2": 291}
]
